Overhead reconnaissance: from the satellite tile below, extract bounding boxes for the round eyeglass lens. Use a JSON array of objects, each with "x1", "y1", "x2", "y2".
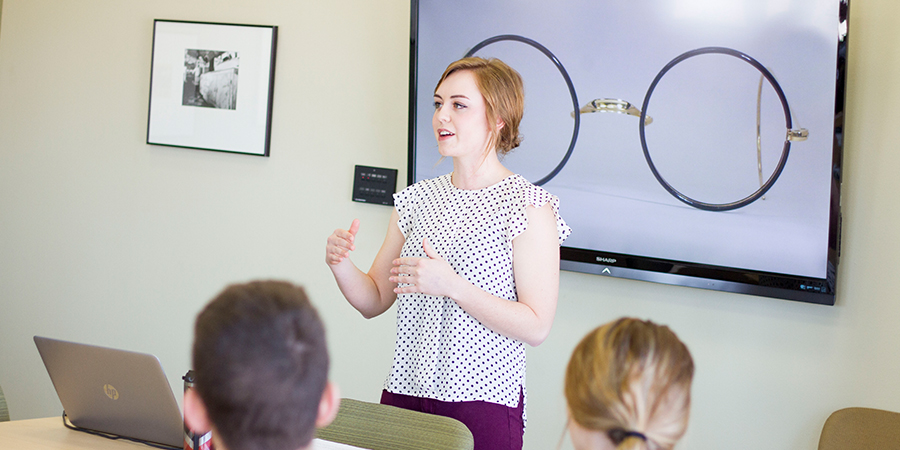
[{"x1": 639, "y1": 48, "x2": 795, "y2": 211}]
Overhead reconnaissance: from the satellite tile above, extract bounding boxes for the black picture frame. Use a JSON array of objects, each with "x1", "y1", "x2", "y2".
[{"x1": 147, "y1": 19, "x2": 278, "y2": 156}]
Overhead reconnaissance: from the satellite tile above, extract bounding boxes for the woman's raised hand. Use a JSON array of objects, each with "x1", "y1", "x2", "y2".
[{"x1": 326, "y1": 219, "x2": 360, "y2": 265}]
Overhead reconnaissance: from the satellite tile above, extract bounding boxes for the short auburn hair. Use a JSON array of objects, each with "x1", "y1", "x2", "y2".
[
  {"x1": 565, "y1": 318, "x2": 694, "y2": 450},
  {"x1": 435, "y1": 57, "x2": 524, "y2": 155},
  {"x1": 192, "y1": 281, "x2": 329, "y2": 450}
]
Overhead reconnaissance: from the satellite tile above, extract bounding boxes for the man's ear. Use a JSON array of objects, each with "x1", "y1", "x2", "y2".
[
  {"x1": 315, "y1": 381, "x2": 341, "y2": 428},
  {"x1": 184, "y1": 388, "x2": 213, "y2": 434}
]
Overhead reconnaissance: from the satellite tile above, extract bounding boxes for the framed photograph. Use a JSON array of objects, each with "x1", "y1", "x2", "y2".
[{"x1": 147, "y1": 20, "x2": 278, "y2": 156}]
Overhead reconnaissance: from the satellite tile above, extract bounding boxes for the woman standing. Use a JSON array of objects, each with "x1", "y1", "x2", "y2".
[{"x1": 326, "y1": 57, "x2": 570, "y2": 449}]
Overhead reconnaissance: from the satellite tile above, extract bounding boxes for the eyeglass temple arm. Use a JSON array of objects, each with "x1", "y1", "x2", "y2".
[
  {"x1": 574, "y1": 98, "x2": 653, "y2": 126},
  {"x1": 756, "y1": 75, "x2": 809, "y2": 194}
]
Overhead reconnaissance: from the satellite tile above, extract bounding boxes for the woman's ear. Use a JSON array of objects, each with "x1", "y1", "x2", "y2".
[
  {"x1": 315, "y1": 381, "x2": 341, "y2": 428},
  {"x1": 496, "y1": 116, "x2": 505, "y2": 131},
  {"x1": 184, "y1": 388, "x2": 213, "y2": 434}
]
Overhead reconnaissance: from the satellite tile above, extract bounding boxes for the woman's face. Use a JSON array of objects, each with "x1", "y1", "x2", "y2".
[{"x1": 432, "y1": 70, "x2": 497, "y2": 160}]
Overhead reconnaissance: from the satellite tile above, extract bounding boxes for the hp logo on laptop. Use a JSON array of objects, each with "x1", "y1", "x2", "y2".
[{"x1": 103, "y1": 384, "x2": 119, "y2": 400}]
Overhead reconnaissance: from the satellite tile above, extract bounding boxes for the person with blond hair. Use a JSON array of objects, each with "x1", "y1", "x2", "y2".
[
  {"x1": 564, "y1": 318, "x2": 694, "y2": 450},
  {"x1": 326, "y1": 56, "x2": 571, "y2": 449}
]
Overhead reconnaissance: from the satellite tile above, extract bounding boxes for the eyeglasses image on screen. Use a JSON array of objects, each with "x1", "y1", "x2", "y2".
[{"x1": 467, "y1": 37, "x2": 810, "y2": 212}]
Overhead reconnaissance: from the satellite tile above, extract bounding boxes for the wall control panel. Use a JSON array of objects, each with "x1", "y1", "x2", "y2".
[{"x1": 352, "y1": 165, "x2": 398, "y2": 206}]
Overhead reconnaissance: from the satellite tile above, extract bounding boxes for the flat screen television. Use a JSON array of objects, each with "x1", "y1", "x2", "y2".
[{"x1": 407, "y1": 0, "x2": 848, "y2": 305}]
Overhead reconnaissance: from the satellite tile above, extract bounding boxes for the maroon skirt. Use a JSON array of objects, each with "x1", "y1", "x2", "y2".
[{"x1": 380, "y1": 388, "x2": 525, "y2": 450}]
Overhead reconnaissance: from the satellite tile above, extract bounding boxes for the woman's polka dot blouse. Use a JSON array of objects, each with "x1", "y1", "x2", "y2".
[{"x1": 385, "y1": 173, "x2": 571, "y2": 413}]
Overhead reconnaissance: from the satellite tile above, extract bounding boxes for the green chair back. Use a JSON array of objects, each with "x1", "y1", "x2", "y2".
[
  {"x1": 316, "y1": 398, "x2": 474, "y2": 450},
  {"x1": 0, "y1": 383, "x2": 9, "y2": 422}
]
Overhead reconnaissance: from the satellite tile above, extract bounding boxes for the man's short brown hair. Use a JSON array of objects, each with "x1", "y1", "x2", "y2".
[{"x1": 192, "y1": 280, "x2": 329, "y2": 450}]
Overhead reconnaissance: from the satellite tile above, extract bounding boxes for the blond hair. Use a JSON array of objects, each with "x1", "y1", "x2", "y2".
[
  {"x1": 565, "y1": 318, "x2": 694, "y2": 450},
  {"x1": 434, "y1": 57, "x2": 524, "y2": 155}
]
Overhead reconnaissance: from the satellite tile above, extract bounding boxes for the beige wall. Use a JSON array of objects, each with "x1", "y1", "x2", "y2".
[{"x1": 1, "y1": 1, "x2": 898, "y2": 449}]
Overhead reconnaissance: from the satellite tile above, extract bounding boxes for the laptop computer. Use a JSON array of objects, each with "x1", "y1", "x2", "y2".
[{"x1": 34, "y1": 336, "x2": 184, "y2": 448}]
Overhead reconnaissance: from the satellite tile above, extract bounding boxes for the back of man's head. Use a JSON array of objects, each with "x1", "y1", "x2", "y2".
[{"x1": 191, "y1": 280, "x2": 330, "y2": 450}]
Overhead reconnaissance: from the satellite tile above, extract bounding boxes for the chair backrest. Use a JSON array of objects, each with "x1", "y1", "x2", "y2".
[
  {"x1": 0, "y1": 383, "x2": 9, "y2": 422},
  {"x1": 316, "y1": 398, "x2": 474, "y2": 450},
  {"x1": 818, "y1": 407, "x2": 900, "y2": 450}
]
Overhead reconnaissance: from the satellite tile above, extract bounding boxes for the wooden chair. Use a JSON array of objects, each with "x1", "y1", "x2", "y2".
[{"x1": 818, "y1": 407, "x2": 900, "y2": 450}]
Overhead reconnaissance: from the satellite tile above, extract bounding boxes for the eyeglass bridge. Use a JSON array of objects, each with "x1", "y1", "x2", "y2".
[{"x1": 575, "y1": 98, "x2": 653, "y2": 126}]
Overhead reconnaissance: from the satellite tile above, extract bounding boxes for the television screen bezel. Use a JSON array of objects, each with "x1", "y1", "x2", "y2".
[{"x1": 406, "y1": 0, "x2": 847, "y2": 306}]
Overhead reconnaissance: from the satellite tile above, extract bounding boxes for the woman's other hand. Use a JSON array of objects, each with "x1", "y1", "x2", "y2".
[{"x1": 390, "y1": 238, "x2": 462, "y2": 298}]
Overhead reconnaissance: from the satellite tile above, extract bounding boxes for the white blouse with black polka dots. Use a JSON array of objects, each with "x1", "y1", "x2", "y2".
[{"x1": 385, "y1": 173, "x2": 571, "y2": 411}]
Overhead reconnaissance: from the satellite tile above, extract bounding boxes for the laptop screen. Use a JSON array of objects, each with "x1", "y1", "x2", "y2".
[{"x1": 34, "y1": 336, "x2": 184, "y2": 448}]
